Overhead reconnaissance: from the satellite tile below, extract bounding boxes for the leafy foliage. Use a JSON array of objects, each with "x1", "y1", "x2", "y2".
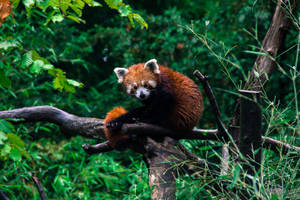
[{"x1": 0, "y1": 0, "x2": 299, "y2": 199}]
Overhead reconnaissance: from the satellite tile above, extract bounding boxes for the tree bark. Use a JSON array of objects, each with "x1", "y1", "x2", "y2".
[{"x1": 229, "y1": 0, "x2": 299, "y2": 143}]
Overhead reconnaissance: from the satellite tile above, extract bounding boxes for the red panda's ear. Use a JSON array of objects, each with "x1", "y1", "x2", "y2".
[
  {"x1": 114, "y1": 68, "x2": 128, "y2": 83},
  {"x1": 144, "y1": 59, "x2": 160, "y2": 74}
]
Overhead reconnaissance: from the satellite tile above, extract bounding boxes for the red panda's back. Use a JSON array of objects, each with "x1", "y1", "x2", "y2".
[{"x1": 159, "y1": 66, "x2": 203, "y2": 131}]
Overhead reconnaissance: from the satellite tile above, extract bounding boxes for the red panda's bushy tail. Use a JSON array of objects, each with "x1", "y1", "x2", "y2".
[{"x1": 104, "y1": 107, "x2": 128, "y2": 147}]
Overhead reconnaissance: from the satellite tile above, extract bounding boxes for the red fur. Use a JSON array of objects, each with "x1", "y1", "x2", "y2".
[
  {"x1": 106, "y1": 63, "x2": 203, "y2": 147},
  {"x1": 104, "y1": 107, "x2": 128, "y2": 147}
]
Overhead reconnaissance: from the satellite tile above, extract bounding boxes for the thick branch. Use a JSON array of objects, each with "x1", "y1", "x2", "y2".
[
  {"x1": 123, "y1": 123, "x2": 219, "y2": 140},
  {"x1": 1, "y1": 106, "x2": 299, "y2": 154},
  {"x1": 0, "y1": 106, "x2": 105, "y2": 140},
  {"x1": 143, "y1": 137, "x2": 209, "y2": 200},
  {"x1": 229, "y1": 0, "x2": 299, "y2": 142}
]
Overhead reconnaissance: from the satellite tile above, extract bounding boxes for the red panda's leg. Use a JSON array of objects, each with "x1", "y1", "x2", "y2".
[
  {"x1": 105, "y1": 107, "x2": 137, "y2": 150},
  {"x1": 106, "y1": 106, "x2": 146, "y2": 131}
]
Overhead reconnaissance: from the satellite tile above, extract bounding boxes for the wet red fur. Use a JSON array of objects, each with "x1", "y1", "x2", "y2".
[
  {"x1": 104, "y1": 107, "x2": 128, "y2": 147},
  {"x1": 105, "y1": 63, "x2": 203, "y2": 147}
]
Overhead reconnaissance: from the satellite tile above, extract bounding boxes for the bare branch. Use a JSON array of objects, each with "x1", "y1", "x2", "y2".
[
  {"x1": 193, "y1": 70, "x2": 228, "y2": 139},
  {"x1": 0, "y1": 191, "x2": 9, "y2": 200},
  {"x1": 122, "y1": 123, "x2": 219, "y2": 140},
  {"x1": 82, "y1": 141, "x2": 114, "y2": 154},
  {"x1": 262, "y1": 136, "x2": 300, "y2": 154},
  {"x1": 29, "y1": 172, "x2": 47, "y2": 200},
  {"x1": 1, "y1": 106, "x2": 299, "y2": 154},
  {"x1": 0, "y1": 106, "x2": 105, "y2": 140}
]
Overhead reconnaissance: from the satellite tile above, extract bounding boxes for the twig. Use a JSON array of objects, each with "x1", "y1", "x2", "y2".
[
  {"x1": 193, "y1": 70, "x2": 228, "y2": 140},
  {"x1": 29, "y1": 172, "x2": 47, "y2": 200},
  {"x1": 122, "y1": 123, "x2": 219, "y2": 140},
  {"x1": 220, "y1": 144, "x2": 229, "y2": 175},
  {"x1": 82, "y1": 141, "x2": 114, "y2": 154},
  {"x1": 0, "y1": 191, "x2": 9, "y2": 200},
  {"x1": 262, "y1": 136, "x2": 300, "y2": 154}
]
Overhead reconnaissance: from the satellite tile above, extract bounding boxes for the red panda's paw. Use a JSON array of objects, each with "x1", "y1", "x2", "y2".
[{"x1": 106, "y1": 120, "x2": 123, "y2": 131}]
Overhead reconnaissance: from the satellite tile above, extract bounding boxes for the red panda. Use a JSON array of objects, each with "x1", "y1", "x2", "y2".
[{"x1": 105, "y1": 59, "x2": 203, "y2": 149}]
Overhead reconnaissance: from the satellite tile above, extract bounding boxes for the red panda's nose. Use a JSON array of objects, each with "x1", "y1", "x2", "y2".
[{"x1": 139, "y1": 92, "x2": 145, "y2": 99}]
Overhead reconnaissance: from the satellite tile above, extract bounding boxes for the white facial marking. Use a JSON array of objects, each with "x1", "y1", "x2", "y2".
[
  {"x1": 136, "y1": 86, "x2": 150, "y2": 100},
  {"x1": 141, "y1": 80, "x2": 145, "y2": 86},
  {"x1": 126, "y1": 85, "x2": 132, "y2": 94},
  {"x1": 148, "y1": 80, "x2": 157, "y2": 88},
  {"x1": 114, "y1": 67, "x2": 128, "y2": 83},
  {"x1": 133, "y1": 82, "x2": 137, "y2": 88}
]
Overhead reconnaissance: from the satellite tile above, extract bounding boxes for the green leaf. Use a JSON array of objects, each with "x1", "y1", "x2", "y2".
[
  {"x1": 66, "y1": 15, "x2": 85, "y2": 23},
  {"x1": 244, "y1": 50, "x2": 266, "y2": 56},
  {"x1": 229, "y1": 165, "x2": 241, "y2": 189},
  {"x1": 30, "y1": 60, "x2": 44, "y2": 74},
  {"x1": 0, "y1": 70, "x2": 11, "y2": 88},
  {"x1": 104, "y1": 0, "x2": 120, "y2": 10},
  {"x1": 67, "y1": 79, "x2": 83, "y2": 88},
  {"x1": 270, "y1": 194, "x2": 278, "y2": 200},
  {"x1": 7, "y1": 133, "x2": 25, "y2": 150},
  {"x1": 21, "y1": 51, "x2": 34, "y2": 68},
  {"x1": 9, "y1": 147, "x2": 22, "y2": 161},
  {"x1": 253, "y1": 69, "x2": 260, "y2": 78},
  {"x1": 0, "y1": 120, "x2": 15, "y2": 133},
  {"x1": 89, "y1": 0, "x2": 102, "y2": 6},
  {"x1": 23, "y1": 0, "x2": 35, "y2": 8},
  {"x1": 0, "y1": 40, "x2": 21, "y2": 50},
  {"x1": 60, "y1": 0, "x2": 72, "y2": 12},
  {"x1": 0, "y1": 131, "x2": 7, "y2": 145},
  {"x1": 0, "y1": 144, "x2": 11, "y2": 158},
  {"x1": 118, "y1": 5, "x2": 131, "y2": 17},
  {"x1": 52, "y1": 14, "x2": 64, "y2": 23},
  {"x1": 11, "y1": 0, "x2": 21, "y2": 8},
  {"x1": 132, "y1": 13, "x2": 148, "y2": 29},
  {"x1": 82, "y1": 0, "x2": 92, "y2": 4}
]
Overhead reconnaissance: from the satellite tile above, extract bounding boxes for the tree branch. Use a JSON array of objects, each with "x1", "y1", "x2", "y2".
[
  {"x1": 29, "y1": 172, "x2": 47, "y2": 200},
  {"x1": 262, "y1": 136, "x2": 300, "y2": 154},
  {"x1": 193, "y1": 70, "x2": 228, "y2": 139},
  {"x1": 229, "y1": 0, "x2": 299, "y2": 142},
  {"x1": 0, "y1": 106, "x2": 105, "y2": 140},
  {"x1": 1, "y1": 106, "x2": 299, "y2": 154}
]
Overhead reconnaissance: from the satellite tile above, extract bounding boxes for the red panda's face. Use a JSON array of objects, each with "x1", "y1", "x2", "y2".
[{"x1": 114, "y1": 59, "x2": 160, "y2": 101}]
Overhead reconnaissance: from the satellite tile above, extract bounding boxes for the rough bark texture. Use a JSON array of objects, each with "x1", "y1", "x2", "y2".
[
  {"x1": 229, "y1": 0, "x2": 299, "y2": 143},
  {"x1": 0, "y1": 106, "x2": 209, "y2": 200},
  {"x1": 0, "y1": 106, "x2": 105, "y2": 139},
  {"x1": 239, "y1": 90, "x2": 262, "y2": 173},
  {"x1": 143, "y1": 137, "x2": 209, "y2": 200}
]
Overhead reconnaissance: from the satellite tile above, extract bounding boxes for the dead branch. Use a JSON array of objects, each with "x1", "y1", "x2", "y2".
[
  {"x1": 0, "y1": 191, "x2": 9, "y2": 200},
  {"x1": 143, "y1": 137, "x2": 210, "y2": 200},
  {"x1": 0, "y1": 106, "x2": 105, "y2": 140},
  {"x1": 1, "y1": 106, "x2": 299, "y2": 153},
  {"x1": 82, "y1": 141, "x2": 113, "y2": 154},
  {"x1": 229, "y1": 0, "x2": 299, "y2": 142},
  {"x1": 29, "y1": 172, "x2": 47, "y2": 200},
  {"x1": 262, "y1": 136, "x2": 300, "y2": 154},
  {"x1": 193, "y1": 70, "x2": 228, "y2": 139},
  {"x1": 122, "y1": 123, "x2": 219, "y2": 140}
]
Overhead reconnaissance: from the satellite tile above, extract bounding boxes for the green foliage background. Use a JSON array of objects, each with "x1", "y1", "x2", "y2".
[{"x1": 0, "y1": 0, "x2": 299, "y2": 199}]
